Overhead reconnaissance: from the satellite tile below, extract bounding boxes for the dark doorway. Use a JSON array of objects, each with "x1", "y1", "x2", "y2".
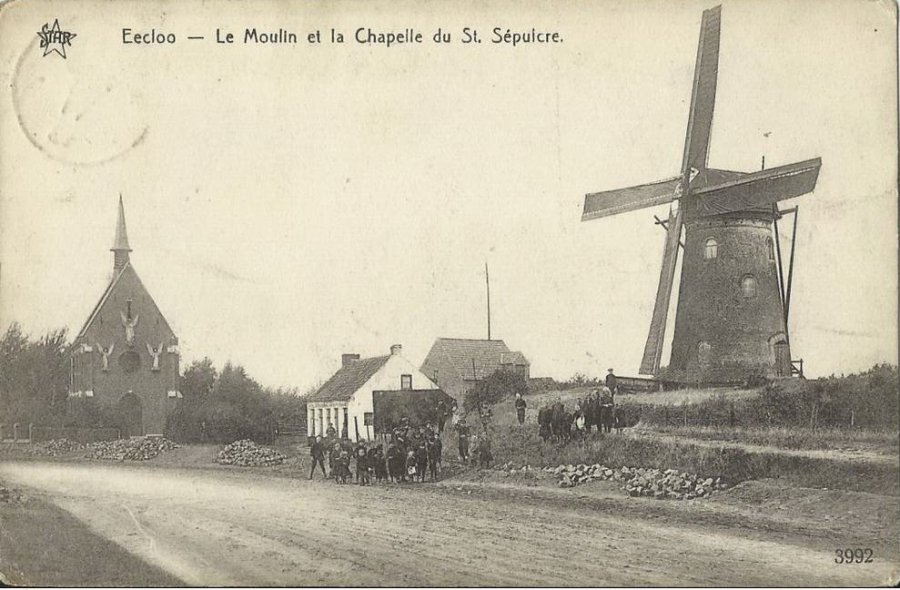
[
  {"x1": 118, "y1": 393, "x2": 143, "y2": 437},
  {"x1": 774, "y1": 342, "x2": 791, "y2": 377}
]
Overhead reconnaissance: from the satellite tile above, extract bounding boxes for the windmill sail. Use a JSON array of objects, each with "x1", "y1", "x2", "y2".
[
  {"x1": 638, "y1": 6, "x2": 721, "y2": 376},
  {"x1": 681, "y1": 5, "x2": 722, "y2": 175},
  {"x1": 582, "y1": 177, "x2": 681, "y2": 221},
  {"x1": 690, "y1": 158, "x2": 822, "y2": 216},
  {"x1": 639, "y1": 205, "x2": 683, "y2": 375}
]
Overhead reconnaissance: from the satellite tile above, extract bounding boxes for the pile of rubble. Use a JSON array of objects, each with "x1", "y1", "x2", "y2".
[
  {"x1": 27, "y1": 438, "x2": 85, "y2": 457},
  {"x1": 546, "y1": 463, "x2": 728, "y2": 500},
  {"x1": 0, "y1": 486, "x2": 23, "y2": 504},
  {"x1": 216, "y1": 439, "x2": 286, "y2": 466},
  {"x1": 84, "y1": 437, "x2": 179, "y2": 461}
]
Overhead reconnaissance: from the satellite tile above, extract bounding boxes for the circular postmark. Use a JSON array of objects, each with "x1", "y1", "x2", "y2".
[{"x1": 12, "y1": 30, "x2": 149, "y2": 166}]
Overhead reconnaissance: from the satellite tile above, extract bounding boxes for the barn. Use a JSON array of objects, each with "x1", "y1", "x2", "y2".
[
  {"x1": 306, "y1": 345, "x2": 446, "y2": 441},
  {"x1": 419, "y1": 338, "x2": 530, "y2": 402}
]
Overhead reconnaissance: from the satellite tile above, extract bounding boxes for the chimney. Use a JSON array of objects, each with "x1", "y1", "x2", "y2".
[
  {"x1": 341, "y1": 353, "x2": 360, "y2": 367},
  {"x1": 390, "y1": 344, "x2": 402, "y2": 356}
]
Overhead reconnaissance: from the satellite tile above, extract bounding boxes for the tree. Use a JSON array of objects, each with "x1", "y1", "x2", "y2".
[
  {"x1": 464, "y1": 369, "x2": 527, "y2": 436},
  {"x1": 0, "y1": 323, "x2": 70, "y2": 428}
]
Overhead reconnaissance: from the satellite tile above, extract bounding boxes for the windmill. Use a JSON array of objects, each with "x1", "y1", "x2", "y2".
[{"x1": 582, "y1": 6, "x2": 821, "y2": 384}]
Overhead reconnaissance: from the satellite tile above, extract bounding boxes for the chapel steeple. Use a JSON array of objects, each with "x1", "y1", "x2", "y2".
[{"x1": 111, "y1": 195, "x2": 132, "y2": 271}]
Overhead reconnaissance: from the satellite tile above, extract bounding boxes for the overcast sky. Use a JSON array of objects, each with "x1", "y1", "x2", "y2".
[{"x1": 1, "y1": 0, "x2": 896, "y2": 392}]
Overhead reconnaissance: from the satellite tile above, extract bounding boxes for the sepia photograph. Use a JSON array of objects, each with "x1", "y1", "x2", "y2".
[{"x1": 0, "y1": 0, "x2": 897, "y2": 586}]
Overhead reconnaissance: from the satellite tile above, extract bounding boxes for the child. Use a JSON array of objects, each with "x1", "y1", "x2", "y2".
[
  {"x1": 427, "y1": 436, "x2": 442, "y2": 481},
  {"x1": 478, "y1": 437, "x2": 493, "y2": 470},
  {"x1": 405, "y1": 450, "x2": 417, "y2": 482},
  {"x1": 335, "y1": 450, "x2": 351, "y2": 484},
  {"x1": 386, "y1": 441, "x2": 402, "y2": 483},
  {"x1": 415, "y1": 443, "x2": 429, "y2": 483},
  {"x1": 371, "y1": 445, "x2": 387, "y2": 483},
  {"x1": 356, "y1": 446, "x2": 370, "y2": 486}
]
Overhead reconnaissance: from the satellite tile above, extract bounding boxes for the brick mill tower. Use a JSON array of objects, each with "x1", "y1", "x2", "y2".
[
  {"x1": 581, "y1": 6, "x2": 821, "y2": 384},
  {"x1": 69, "y1": 197, "x2": 181, "y2": 435}
]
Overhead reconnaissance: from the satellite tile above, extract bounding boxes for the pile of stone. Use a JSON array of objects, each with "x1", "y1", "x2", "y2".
[
  {"x1": 85, "y1": 437, "x2": 179, "y2": 461},
  {"x1": 545, "y1": 463, "x2": 728, "y2": 500},
  {"x1": 28, "y1": 438, "x2": 84, "y2": 456},
  {"x1": 216, "y1": 439, "x2": 286, "y2": 467},
  {"x1": 0, "y1": 486, "x2": 22, "y2": 504}
]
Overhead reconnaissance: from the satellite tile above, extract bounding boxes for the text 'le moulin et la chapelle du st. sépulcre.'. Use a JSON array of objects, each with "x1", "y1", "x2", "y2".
[{"x1": 121, "y1": 26, "x2": 564, "y2": 48}]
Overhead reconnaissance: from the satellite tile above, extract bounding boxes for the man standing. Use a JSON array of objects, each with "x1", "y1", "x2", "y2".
[
  {"x1": 455, "y1": 418, "x2": 470, "y2": 465},
  {"x1": 309, "y1": 435, "x2": 327, "y2": 479},
  {"x1": 606, "y1": 368, "x2": 619, "y2": 397},
  {"x1": 514, "y1": 392, "x2": 527, "y2": 425}
]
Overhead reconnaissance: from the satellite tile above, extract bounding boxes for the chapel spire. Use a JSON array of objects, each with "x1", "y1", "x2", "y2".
[{"x1": 111, "y1": 195, "x2": 132, "y2": 271}]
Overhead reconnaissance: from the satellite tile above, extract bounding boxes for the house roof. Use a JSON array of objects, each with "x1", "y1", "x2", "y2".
[
  {"x1": 501, "y1": 351, "x2": 529, "y2": 366},
  {"x1": 426, "y1": 338, "x2": 528, "y2": 381},
  {"x1": 308, "y1": 355, "x2": 391, "y2": 402}
]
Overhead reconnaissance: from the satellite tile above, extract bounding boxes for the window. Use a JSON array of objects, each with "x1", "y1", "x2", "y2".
[
  {"x1": 698, "y1": 341, "x2": 711, "y2": 370},
  {"x1": 704, "y1": 238, "x2": 718, "y2": 260},
  {"x1": 766, "y1": 237, "x2": 775, "y2": 262},
  {"x1": 432, "y1": 370, "x2": 439, "y2": 384},
  {"x1": 400, "y1": 374, "x2": 412, "y2": 390},
  {"x1": 741, "y1": 275, "x2": 758, "y2": 298},
  {"x1": 118, "y1": 350, "x2": 140, "y2": 373}
]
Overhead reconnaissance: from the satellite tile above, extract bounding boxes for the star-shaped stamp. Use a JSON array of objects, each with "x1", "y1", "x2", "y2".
[{"x1": 37, "y1": 19, "x2": 77, "y2": 59}]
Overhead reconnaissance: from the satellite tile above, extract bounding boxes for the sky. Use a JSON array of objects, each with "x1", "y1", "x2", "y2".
[{"x1": 1, "y1": 0, "x2": 897, "y2": 392}]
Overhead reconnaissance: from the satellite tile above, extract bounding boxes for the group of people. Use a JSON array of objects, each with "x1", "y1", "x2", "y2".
[
  {"x1": 537, "y1": 369, "x2": 622, "y2": 442},
  {"x1": 452, "y1": 417, "x2": 493, "y2": 469},
  {"x1": 308, "y1": 418, "x2": 444, "y2": 484}
]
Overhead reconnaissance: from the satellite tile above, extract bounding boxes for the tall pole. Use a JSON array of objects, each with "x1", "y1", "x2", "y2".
[{"x1": 485, "y1": 262, "x2": 491, "y2": 340}]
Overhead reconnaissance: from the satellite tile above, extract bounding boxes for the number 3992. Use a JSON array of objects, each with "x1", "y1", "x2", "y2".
[{"x1": 835, "y1": 548, "x2": 873, "y2": 564}]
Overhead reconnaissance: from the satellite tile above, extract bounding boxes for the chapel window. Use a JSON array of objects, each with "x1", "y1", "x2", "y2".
[
  {"x1": 741, "y1": 275, "x2": 758, "y2": 298},
  {"x1": 704, "y1": 238, "x2": 718, "y2": 260}
]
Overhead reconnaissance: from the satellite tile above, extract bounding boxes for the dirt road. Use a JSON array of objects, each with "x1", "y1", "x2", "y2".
[{"x1": 1, "y1": 461, "x2": 896, "y2": 586}]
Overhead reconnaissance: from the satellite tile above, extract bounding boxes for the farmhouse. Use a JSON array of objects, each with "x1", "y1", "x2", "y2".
[
  {"x1": 307, "y1": 344, "x2": 440, "y2": 441},
  {"x1": 419, "y1": 338, "x2": 530, "y2": 402},
  {"x1": 69, "y1": 197, "x2": 181, "y2": 436}
]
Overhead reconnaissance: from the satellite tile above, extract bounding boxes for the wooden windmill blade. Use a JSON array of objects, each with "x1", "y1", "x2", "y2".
[
  {"x1": 582, "y1": 177, "x2": 681, "y2": 221},
  {"x1": 681, "y1": 5, "x2": 722, "y2": 176},
  {"x1": 690, "y1": 158, "x2": 822, "y2": 216},
  {"x1": 638, "y1": 6, "x2": 722, "y2": 376},
  {"x1": 639, "y1": 205, "x2": 684, "y2": 375}
]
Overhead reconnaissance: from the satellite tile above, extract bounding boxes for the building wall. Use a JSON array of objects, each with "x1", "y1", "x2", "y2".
[
  {"x1": 420, "y1": 353, "x2": 467, "y2": 402},
  {"x1": 311, "y1": 353, "x2": 438, "y2": 442},
  {"x1": 71, "y1": 266, "x2": 180, "y2": 435},
  {"x1": 668, "y1": 212, "x2": 789, "y2": 383}
]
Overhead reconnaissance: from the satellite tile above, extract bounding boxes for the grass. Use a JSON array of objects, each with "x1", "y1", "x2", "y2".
[
  {"x1": 525, "y1": 386, "x2": 762, "y2": 409},
  {"x1": 485, "y1": 393, "x2": 899, "y2": 496}
]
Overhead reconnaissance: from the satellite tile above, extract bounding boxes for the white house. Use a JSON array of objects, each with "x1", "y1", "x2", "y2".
[{"x1": 306, "y1": 344, "x2": 438, "y2": 441}]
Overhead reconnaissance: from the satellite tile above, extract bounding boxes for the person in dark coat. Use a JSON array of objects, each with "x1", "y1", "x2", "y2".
[
  {"x1": 309, "y1": 435, "x2": 327, "y2": 479},
  {"x1": 455, "y1": 418, "x2": 470, "y2": 464},
  {"x1": 477, "y1": 436, "x2": 493, "y2": 469},
  {"x1": 427, "y1": 436, "x2": 442, "y2": 480},
  {"x1": 606, "y1": 369, "x2": 618, "y2": 396},
  {"x1": 514, "y1": 393, "x2": 527, "y2": 425},
  {"x1": 387, "y1": 440, "x2": 403, "y2": 482},
  {"x1": 371, "y1": 445, "x2": 387, "y2": 483},
  {"x1": 415, "y1": 443, "x2": 429, "y2": 483}
]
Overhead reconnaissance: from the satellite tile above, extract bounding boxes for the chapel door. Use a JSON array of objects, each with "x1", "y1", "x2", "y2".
[{"x1": 118, "y1": 393, "x2": 143, "y2": 437}]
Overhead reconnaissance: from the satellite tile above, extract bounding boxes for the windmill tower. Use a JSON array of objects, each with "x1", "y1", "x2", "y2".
[{"x1": 582, "y1": 6, "x2": 821, "y2": 384}]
